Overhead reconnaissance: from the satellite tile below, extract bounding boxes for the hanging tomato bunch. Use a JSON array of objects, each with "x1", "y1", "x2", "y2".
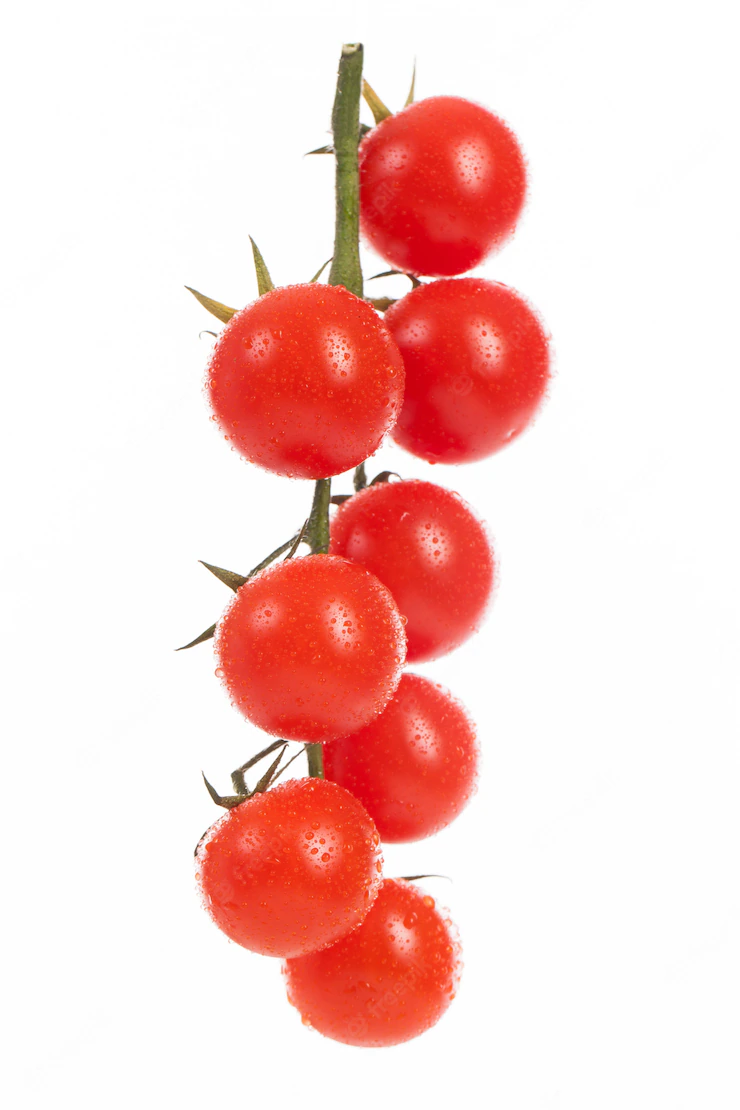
[{"x1": 182, "y1": 43, "x2": 551, "y2": 1048}]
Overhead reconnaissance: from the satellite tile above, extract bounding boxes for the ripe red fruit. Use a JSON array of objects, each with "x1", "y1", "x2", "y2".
[
  {"x1": 359, "y1": 96, "x2": 526, "y2": 277},
  {"x1": 323, "y1": 673, "x2": 479, "y2": 843},
  {"x1": 207, "y1": 283, "x2": 404, "y2": 479},
  {"x1": 215, "y1": 554, "x2": 406, "y2": 742},
  {"x1": 330, "y1": 479, "x2": 495, "y2": 662},
  {"x1": 283, "y1": 878, "x2": 461, "y2": 1046},
  {"x1": 384, "y1": 278, "x2": 550, "y2": 464},
  {"x1": 196, "y1": 778, "x2": 383, "y2": 958}
]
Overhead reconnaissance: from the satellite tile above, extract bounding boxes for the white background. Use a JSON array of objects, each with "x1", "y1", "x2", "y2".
[{"x1": 2, "y1": 1, "x2": 738, "y2": 1106}]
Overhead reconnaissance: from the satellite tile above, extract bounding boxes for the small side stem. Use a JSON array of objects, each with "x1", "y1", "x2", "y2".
[
  {"x1": 328, "y1": 44, "x2": 364, "y2": 298},
  {"x1": 307, "y1": 478, "x2": 331, "y2": 554},
  {"x1": 353, "y1": 462, "x2": 367, "y2": 492},
  {"x1": 231, "y1": 738, "x2": 287, "y2": 794},
  {"x1": 305, "y1": 743, "x2": 325, "y2": 778},
  {"x1": 248, "y1": 531, "x2": 302, "y2": 577}
]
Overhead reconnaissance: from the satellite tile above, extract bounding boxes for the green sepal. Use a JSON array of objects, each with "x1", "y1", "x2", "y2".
[
  {"x1": 231, "y1": 739, "x2": 288, "y2": 794},
  {"x1": 399, "y1": 873, "x2": 451, "y2": 883},
  {"x1": 368, "y1": 269, "x2": 421, "y2": 289},
  {"x1": 201, "y1": 772, "x2": 247, "y2": 810},
  {"x1": 307, "y1": 123, "x2": 369, "y2": 154},
  {"x1": 249, "y1": 237, "x2": 275, "y2": 296},
  {"x1": 252, "y1": 748, "x2": 288, "y2": 794},
  {"x1": 308, "y1": 258, "x2": 332, "y2": 283},
  {"x1": 185, "y1": 286, "x2": 238, "y2": 324},
  {"x1": 175, "y1": 622, "x2": 216, "y2": 651},
  {"x1": 405, "y1": 61, "x2": 416, "y2": 107},
  {"x1": 367, "y1": 296, "x2": 396, "y2": 312},
  {"x1": 199, "y1": 561, "x2": 247, "y2": 592},
  {"x1": 285, "y1": 519, "x2": 308, "y2": 559},
  {"x1": 362, "y1": 78, "x2": 392, "y2": 124}
]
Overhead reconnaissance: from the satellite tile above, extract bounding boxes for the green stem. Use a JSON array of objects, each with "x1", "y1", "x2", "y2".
[
  {"x1": 307, "y1": 477, "x2": 331, "y2": 554},
  {"x1": 353, "y1": 462, "x2": 367, "y2": 492},
  {"x1": 302, "y1": 44, "x2": 364, "y2": 782},
  {"x1": 305, "y1": 742, "x2": 325, "y2": 779},
  {"x1": 231, "y1": 738, "x2": 288, "y2": 794},
  {"x1": 328, "y1": 44, "x2": 364, "y2": 297},
  {"x1": 248, "y1": 531, "x2": 302, "y2": 576}
]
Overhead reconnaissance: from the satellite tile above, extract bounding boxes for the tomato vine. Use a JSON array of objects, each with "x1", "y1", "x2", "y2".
[{"x1": 183, "y1": 41, "x2": 551, "y2": 1047}]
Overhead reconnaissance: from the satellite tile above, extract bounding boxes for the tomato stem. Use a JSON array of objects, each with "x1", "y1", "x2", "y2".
[
  {"x1": 307, "y1": 477, "x2": 331, "y2": 554},
  {"x1": 328, "y1": 43, "x2": 364, "y2": 298},
  {"x1": 231, "y1": 737, "x2": 289, "y2": 794},
  {"x1": 353, "y1": 462, "x2": 367, "y2": 491},
  {"x1": 305, "y1": 742, "x2": 325, "y2": 779},
  {"x1": 215, "y1": 43, "x2": 365, "y2": 789}
]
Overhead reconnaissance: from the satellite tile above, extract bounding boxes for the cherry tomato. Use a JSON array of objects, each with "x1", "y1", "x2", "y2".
[
  {"x1": 323, "y1": 673, "x2": 479, "y2": 843},
  {"x1": 283, "y1": 878, "x2": 461, "y2": 1046},
  {"x1": 359, "y1": 96, "x2": 526, "y2": 277},
  {"x1": 207, "y1": 283, "x2": 404, "y2": 479},
  {"x1": 215, "y1": 554, "x2": 406, "y2": 742},
  {"x1": 196, "y1": 778, "x2": 383, "y2": 958},
  {"x1": 384, "y1": 278, "x2": 550, "y2": 464},
  {"x1": 330, "y1": 479, "x2": 495, "y2": 662}
]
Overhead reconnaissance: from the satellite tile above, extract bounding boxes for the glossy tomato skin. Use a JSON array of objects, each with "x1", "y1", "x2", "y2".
[
  {"x1": 283, "y1": 878, "x2": 461, "y2": 1046},
  {"x1": 359, "y1": 96, "x2": 526, "y2": 277},
  {"x1": 385, "y1": 278, "x2": 550, "y2": 464},
  {"x1": 215, "y1": 554, "x2": 406, "y2": 742},
  {"x1": 196, "y1": 778, "x2": 383, "y2": 958},
  {"x1": 323, "y1": 673, "x2": 479, "y2": 843},
  {"x1": 207, "y1": 284, "x2": 404, "y2": 479},
  {"x1": 329, "y1": 479, "x2": 495, "y2": 662}
]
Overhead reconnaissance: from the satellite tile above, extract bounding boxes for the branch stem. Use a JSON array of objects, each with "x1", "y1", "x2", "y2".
[
  {"x1": 353, "y1": 462, "x2": 367, "y2": 491},
  {"x1": 307, "y1": 478, "x2": 331, "y2": 554},
  {"x1": 305, "y1": 743, "x2": 325, "y2": 779},
  {"x1": 243, "y1": 44, "x2": 364, "y2": 788},
  {"x1": 328, "y1": 44, "x2": 364, "y2": 297}
]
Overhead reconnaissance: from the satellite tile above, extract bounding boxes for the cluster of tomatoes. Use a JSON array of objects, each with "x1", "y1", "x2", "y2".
[{"x1": 185, "y1": 72, "x2": 550, "y2": 1048}]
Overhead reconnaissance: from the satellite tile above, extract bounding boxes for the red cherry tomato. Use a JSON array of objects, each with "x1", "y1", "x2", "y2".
[
  {"x1": 359, "y1": 96, "x2": 526, "y2": 277},
  {"x1": 330, "y1": 479, "x2": 495, "y2": 662},
  {"x1": 384, "y1": 278, "x2": 550, "y2": 464},
  {"x1": 323, "y1": 673, "x2": 479, "y2": 843},
  {"x1": 283, "y1": 878, "x2": 461, "y2": 1046},
  {"x1": 196, "y1": 778, "x2": 383, "y2": 958},
  {"x1": 215, "y1": 554, "x2": 406, "y2": 742},
  {"x1": 207, "y1": 284, "x2": 404, "y2": 479}
]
